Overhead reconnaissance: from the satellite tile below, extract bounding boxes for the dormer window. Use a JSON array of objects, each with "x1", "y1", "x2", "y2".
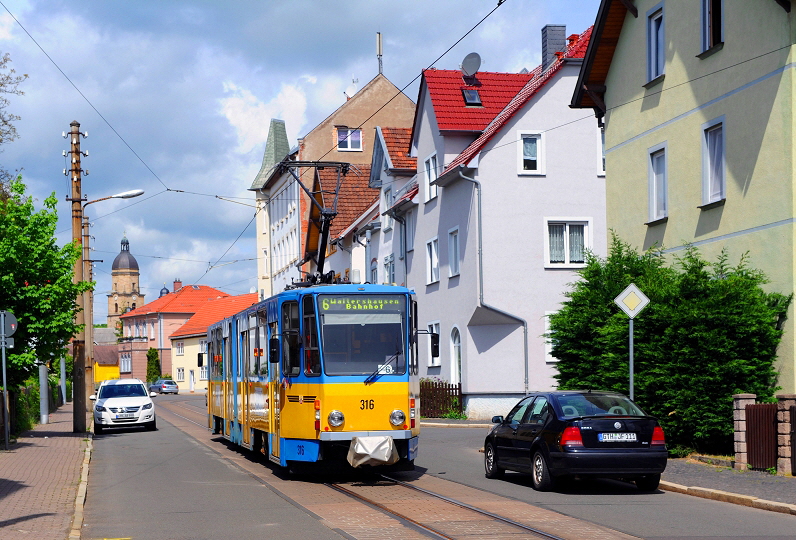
[
  {"x1": 462, "y1": 88, "x2": 482, "y2": 106},
  {"x1": 337, "y1": 128, "x2": 362, "y2": 151}
]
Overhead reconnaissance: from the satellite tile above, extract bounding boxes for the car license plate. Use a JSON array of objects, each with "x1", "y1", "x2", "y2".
[
  {"x1": 598, "y1": 432, "x2": 637, "y2": 442},
  {"x1": 116, "y1": 413, "x2": 135, "y2": 419}
]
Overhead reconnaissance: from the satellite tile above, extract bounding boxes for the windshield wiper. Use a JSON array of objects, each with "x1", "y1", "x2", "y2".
[{"x1": 364, "y1": 349, "x2": 402, "y2": 384}]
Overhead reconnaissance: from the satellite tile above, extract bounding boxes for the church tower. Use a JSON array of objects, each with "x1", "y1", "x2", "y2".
[{"x1": 107, "y1": 235, "x2": 144, "y2": 330}]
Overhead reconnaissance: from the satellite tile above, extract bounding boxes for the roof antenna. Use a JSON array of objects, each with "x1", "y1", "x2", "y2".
[{"x1": 376, "y1": 32, "x2": 383, "y2": 75}]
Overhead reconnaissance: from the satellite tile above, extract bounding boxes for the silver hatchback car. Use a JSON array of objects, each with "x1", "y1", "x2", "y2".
[{"x1": 149, "y1": 379, "x2": 179, "y2": 394}]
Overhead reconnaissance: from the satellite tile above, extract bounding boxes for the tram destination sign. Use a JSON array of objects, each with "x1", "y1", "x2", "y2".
[{"x1": 319, "y1": 295, "x2": 403, "y2": 313}]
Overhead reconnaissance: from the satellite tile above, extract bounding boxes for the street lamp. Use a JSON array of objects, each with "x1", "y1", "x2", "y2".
[
  {"x1": 66, "y1": 120, "x2": 145, "y2": 433},
  {"x1": 80, "y1": 189, "x2": 144, "y2": 426}
]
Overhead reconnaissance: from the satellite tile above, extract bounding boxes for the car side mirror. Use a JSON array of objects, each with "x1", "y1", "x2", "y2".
[
  {"x1": 150, "y1": 392, "x2": 157, "y2": 398},
  {"x1": 491, "y1": 415, "x2": 503, "y2": 424},
  {"x1": 89, "y1": 394, "x2": 97, "y2": 401},
  {"x1": 269, "y1": 337, "x2": 279, "y2": 364}
]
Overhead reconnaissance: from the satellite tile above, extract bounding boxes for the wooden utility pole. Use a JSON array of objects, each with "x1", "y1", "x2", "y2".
[{"x1": 67, "y1": 120, "x2": 88, "y2": 433}]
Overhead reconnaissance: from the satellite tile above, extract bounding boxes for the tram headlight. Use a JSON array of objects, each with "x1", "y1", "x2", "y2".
[
  {"x1": 328, "y1": 410, "x2": 345, "y2": 427},
  {"x1": 389, "y1": 409, "x2": 406, "y2": 426}
]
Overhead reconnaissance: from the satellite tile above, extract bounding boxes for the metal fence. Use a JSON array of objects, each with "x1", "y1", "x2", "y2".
[{"x1": 419, "y1": 380, "x2": 462, "y2": 418}]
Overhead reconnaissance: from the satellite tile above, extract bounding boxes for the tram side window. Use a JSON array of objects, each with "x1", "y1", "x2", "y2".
[
  {"x1": 303, "y1": 296, "x2": 320, "y2": 375},
  {"x1": 258, "y1": 323, "x2": 269, "y2": 376},
  {"x1": 282, "y1": 301, "x2": 301, "y2": 376}
]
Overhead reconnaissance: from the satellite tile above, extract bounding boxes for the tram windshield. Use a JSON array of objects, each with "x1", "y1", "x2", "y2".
[{"x1": 318, "y1": 294, "x2": 406, "y2": 376}]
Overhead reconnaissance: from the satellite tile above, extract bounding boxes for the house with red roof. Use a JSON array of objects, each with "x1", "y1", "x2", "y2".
[
  {"x1": 118, "y1": 280, "x2": 231, "y2": 382},
  {"x1": 249, "y1": 74, "x2": 415, "y2": 296},
  {"x1": 405, "y1": 25, "x2": 606, "y2": 419},
  {"x1": 169, "y1": 293, "x2": 258, "y2": 392}
]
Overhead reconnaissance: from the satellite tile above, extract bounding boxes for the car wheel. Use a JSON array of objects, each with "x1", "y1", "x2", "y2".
[
  {"x1": 94, "y1": 423, "x2": 103, "y2": 434},
  {"x1": 531, "y1": 451, "x2": 554, "y2": 491},
  {"x1": 146, "y1": 418, "x2": 158, "y2": 431},
  {"x1": 635, "y1": 473, "x2": 660, "y2": 492},
  {"x1": 484, "y1": 442, "x2": 504, "y2": 479}
]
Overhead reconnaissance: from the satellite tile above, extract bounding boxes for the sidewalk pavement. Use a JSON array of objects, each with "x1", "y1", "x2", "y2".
[
  {"x1": 0, "y1": 402, "x2": 91, "y2": 540},
  {"x1": 1, "y1": 413, "x2": 793, "y2": 540}
]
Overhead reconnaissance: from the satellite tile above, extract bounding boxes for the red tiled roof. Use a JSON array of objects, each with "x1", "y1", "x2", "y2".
[
  {"x1": 171, "y1": 293, "x2": 258, "y2": 338},
  {"x1": 380, "y1": 127, "x2": 416, "y2": 171},
  {"x1": 317, "y1": 165, "x2": 377, "y2": 239},
  {"x1": 445, "y1": 28, "x2": 592, "y2": 173},
  {"x1": 121, "y1": 285, "x2": 230, "y2": 318},
  {"x1": 423, "y1": 70, "x2": 534, "y2": 132}
]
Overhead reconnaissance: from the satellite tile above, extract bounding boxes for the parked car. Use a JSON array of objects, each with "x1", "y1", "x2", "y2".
[
  {"x1": 149, "y1": 379, "x2": 179, "y2": 394},
  {"x1": 484, "y1": 390, "x2": 667, "y2": 492},
  {"x1": 90, "y1": 378, "x2": 157, "y2": 434}
]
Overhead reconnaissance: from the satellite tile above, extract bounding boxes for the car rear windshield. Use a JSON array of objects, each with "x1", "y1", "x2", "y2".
[
  {"x1": 164, "y1": 381, "x2": 175, "y2": 385},
  {"x1": 556, "y1": 394, "x2": 645, "y2": 417},
  {"x1": 99, "y1": 384, "x2": 147, "y2": 399}
]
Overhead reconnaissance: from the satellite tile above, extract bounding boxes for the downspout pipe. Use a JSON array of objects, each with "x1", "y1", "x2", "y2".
[{"x1": 453, "y1": 165, "x2": 530, "y2": 395}]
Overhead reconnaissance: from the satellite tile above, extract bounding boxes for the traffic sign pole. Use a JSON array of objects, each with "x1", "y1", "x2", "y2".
[
  {"x1": 614, "y1": 285, "x2": 649, "y2": 402},
  {"x1": 1, "y1": 311, "x2": 11, "y2": 450}
]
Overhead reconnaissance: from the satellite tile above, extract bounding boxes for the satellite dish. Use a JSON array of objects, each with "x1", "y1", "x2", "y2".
[{"x1": 461, "y1": 52, "x2": 481, "y2": 77}]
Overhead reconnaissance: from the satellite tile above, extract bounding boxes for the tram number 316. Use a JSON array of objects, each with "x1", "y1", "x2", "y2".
[{"x1": 360, "y1": 399, "x2": 375, "y2": 410}]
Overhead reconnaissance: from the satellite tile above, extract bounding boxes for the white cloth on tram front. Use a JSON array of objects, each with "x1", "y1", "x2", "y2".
[{"x1": 346, "y1": 436, "x2": 400, "y2": 467}]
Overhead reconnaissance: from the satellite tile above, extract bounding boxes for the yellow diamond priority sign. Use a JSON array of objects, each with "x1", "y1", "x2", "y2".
[{"x1": 614, "y1": 283, "x2": 650, "y2": 319}]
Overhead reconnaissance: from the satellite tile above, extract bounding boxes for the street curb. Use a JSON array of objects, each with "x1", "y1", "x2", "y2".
[
  {"x1": 69, "y1": 430, "x2": 93, "y2": 539},
  {"x1": 659, "y1": 480, "x2": 796, "y2": 515},
  {"x1": 421, "y1": 422, "x2": 492, "y2": 428}
]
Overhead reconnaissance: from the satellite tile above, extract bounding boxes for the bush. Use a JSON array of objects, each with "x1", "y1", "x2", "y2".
[{"x1": 548, "y1": 235, "x2": 791, "y2": 454}]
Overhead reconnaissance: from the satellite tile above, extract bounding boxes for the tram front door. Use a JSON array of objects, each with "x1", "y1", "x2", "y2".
[{"x1": 269, "y1": 340, "x2": 281, "y2": 464}]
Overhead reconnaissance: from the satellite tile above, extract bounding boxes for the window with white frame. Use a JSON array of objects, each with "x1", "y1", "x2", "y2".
[
  {"x1": 544, "y1": 311, "x2": 558, "y2": 363},
  {"x1": 405, "y1": 209, "x2": 416, "y2": 252},
  {"x1": 427, "y1": 321, "x2": 441, "y2": 366},
  {"x1": 176, "y1": 367, "x2": 185, "y2": 382},
  {"x1": 134, "y1": 321, "x2": 140, "y2": 338},
  {"x1": 448, "y1": 227, "x2": 460, "y2": 277},
  {"x1": 424, "y1": 154, "x2": 438, "y2": 201},
  {"x1": 384, "y1": 254, "x2": 395, "y2": 284},
  {"x1": 337, "y1": 127, "x2": 362, "y2": 151},
  {"x1": 702, "y1": 118, "x2": 725, "y2": 205},
  {"x1": 176, "y1": 341, "x2": 184, "y2": 356},
  {"x1": 518, "y1": 132, "x2": 544, "y2": 174},
  {"x1": 702, "y1": 0, "x2": 722, "y2": 51},
  {"x1": 647, "y1": 5, "x2": 665, "y2": 81},
  {"x1": 648, "y1": 143, "x2": 667, "y2": 222},
  {"x1": 545, "y1": 219, "x2": 590, "y2": 268},
  {"x1": 150, "y1": 321, "x2": 155, "y2": 340},
  {"x1": 450, "y1": 327, "x2": 462, "y2": 384},
  {"x1": 382, "y1": 188, "x2": 393, "y2": 230},
  {"x1": 200, "y1": 365, "x2": 208, "y2": 380},
  {"x1": 426, "y1": 237, "x2": 439, "y2": 284},
  {"x1": 370, "y1": 258, "x2": 378, "y2": 284},
  {"x1": 199, "y1": 339, "x2": 207, "y2": 353},
  {"x1": 120, "y1": 353, "x2": 132, "y2": 373}
]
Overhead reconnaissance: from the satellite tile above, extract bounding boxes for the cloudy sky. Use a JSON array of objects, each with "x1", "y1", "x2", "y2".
[{"x1": 0, "y1": 0, "x2": 600, "y2": 324}]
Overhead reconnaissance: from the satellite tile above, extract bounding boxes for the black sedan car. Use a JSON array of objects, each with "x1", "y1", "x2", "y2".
[{"x1": 484, "y1": 390, "x2": 667, "y2": 492}]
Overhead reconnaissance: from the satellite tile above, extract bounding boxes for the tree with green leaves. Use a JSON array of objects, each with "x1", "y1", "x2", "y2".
[
  {"x1": 0, "y1": 52, "x2": 27, "y2": 193},
  {"x1": 548, "y1": 234, "x2": 791, "y2": 454},
  {"x1": 0, "y1": 178, "x2": 90, "y2": 388},
  {"x1": 146, "y1": 348, "x2": 161, "y2": 383}
]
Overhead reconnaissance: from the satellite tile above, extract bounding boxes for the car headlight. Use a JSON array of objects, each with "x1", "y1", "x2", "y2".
[
  {"x1": 389, "y1": 409, "x2": 406, "y2": 426},
  {"x1": 328, "y1": 410, "x2": 344, "y2": 427},
  {"x1": 142, "y1": 403, "x2": 153, "y2": 410},
  {"x1": 95, "y1": 405, "x2": 106, "y2": 412}
]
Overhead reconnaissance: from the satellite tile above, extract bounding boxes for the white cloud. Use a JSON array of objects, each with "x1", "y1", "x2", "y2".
[{"x1": 219, "y1": 82, "x2": 307, "y2": 154}]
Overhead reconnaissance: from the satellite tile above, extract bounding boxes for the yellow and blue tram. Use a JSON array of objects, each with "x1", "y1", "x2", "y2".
[{"x1": 207, "y1": 284, "x2": 427, "y2": 470}]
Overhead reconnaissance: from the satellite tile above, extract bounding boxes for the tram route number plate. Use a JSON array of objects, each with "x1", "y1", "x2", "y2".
[
  {"x1": 598, "y1": 432, "x2": 637, "y2": 442},
  {"x1": 116, "y1": 413, "x2": 135, "y2": 419}
]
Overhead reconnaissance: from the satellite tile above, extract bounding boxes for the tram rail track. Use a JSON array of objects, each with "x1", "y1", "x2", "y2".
[{"x1": 327, "y1": 475, "x2": 566, "y2": 539}]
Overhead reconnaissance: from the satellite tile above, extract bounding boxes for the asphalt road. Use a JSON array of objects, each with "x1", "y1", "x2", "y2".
[
  {"x1": 413, "y1": 426, "x2": 796, "y2": 539},
  {"x1": 81, "y1": 402, "x2": 339, "y2": 540}
]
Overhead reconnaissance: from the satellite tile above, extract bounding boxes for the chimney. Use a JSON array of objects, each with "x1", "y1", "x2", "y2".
[
  {"x1": 542, "y1": 24, "x2": 566, "y2": 72},
  {"x1": 173, "y1": 278, "x2": 182, "y2": 292}
]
